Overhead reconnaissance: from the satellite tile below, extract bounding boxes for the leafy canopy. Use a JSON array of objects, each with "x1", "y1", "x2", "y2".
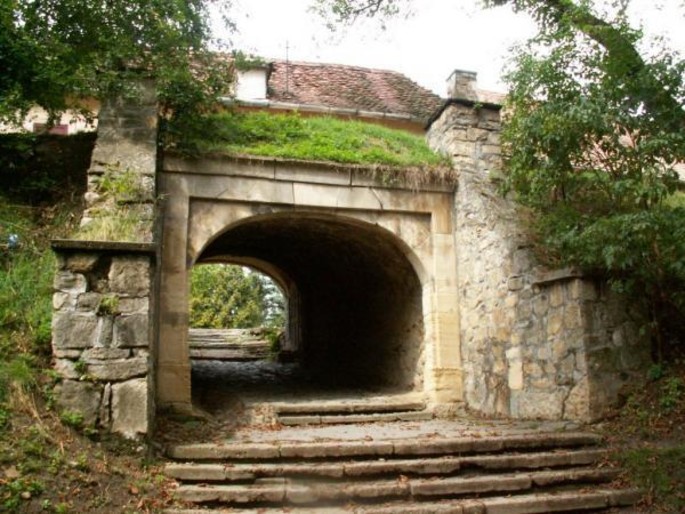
[{"x1": 0, "y1": 0, "x2": 234, "y2": 125}]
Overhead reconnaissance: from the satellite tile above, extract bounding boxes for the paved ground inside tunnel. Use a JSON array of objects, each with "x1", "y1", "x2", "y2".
[{"x1": 156, "y1": 359, "x2": 582, "y2": 447}]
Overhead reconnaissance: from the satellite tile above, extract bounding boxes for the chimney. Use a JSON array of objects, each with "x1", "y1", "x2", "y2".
[
  {"x1": 235, "y1": 65, "x2": 270, "y2": 101},
  {"x1": 447, "y1": 69, "x2": 478, "y2": 101}
]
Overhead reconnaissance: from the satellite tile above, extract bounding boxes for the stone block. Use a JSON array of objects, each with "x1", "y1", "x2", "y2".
[
  {"x1": 66, "y1": 253, "x2": 101, "y2": 273},
  {"x1": 76, "y1": 292, "x2": 102, "y2": 312},
  {"x1": 52, "y1": 312, "x2": 98, "y2": 349},
  {"x1": 53, "y1": 292, "x2": 75, "y2": 311},
  {"x1": 54, "y1": 271, "x2": 87, "y2": 294},
  {"x1": 506, "y1": 347, "x2": 523, "y2": 391},
  {"x1": 117, "y1": 297, "x2": 149, "y2": 314},
  {"x1": 95, "y1": 316, "x2": 114, "y2": 347},
  {"x1": 113, "y1": 313, "x2": 149, "y2": 348},
  {"x1": 82, "y1": 348, "x2": 131, "y2": 360},
  {"x1": 99, "y1": 383, "x2": 112, "y2": 428},
  {"x1": 108, "y1": 257, "x2": 150, "y2": 296},
  {"x1": 111, "y1": 378, "x2": 149, "y2": 438},
  {"x1": 564, "y1": 304, "x2": 583, "y2": 329},
  {"x1": 275, "y1": 165, "x2": 351, "y2": 185},
  {"x1": 549, "y1": 284, "x2": 564, "y2": 307},
  {"x1": 54, "y1": 359, "x2": 80, "y2": 380},
  {"x1": 54, "y1": 380, "x2": 102, "y2": 426},
  {"x1": 86, "y1": 356, "x2": 148, "y2": 381},
  {"x1": 515, "y1": 391, "x2": 564, "y2": 419},
  {"x1": 507, "y1": 275, "x2": 524, "y2": 291},
  {"x1": 547, "y1": 313, "x2": 564, "y2": 336},
  {"x1": 53, "y1": 349, "x2": 82, "y2": 359}
]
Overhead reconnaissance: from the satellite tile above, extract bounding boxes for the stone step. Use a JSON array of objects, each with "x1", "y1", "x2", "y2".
[
  {"x1": 167, "y1": 432, "x2": 603, "y2": 461},
  {"x1": 271, "y1": 399, "x2": 427, "y2": 415},
  {"x1": 189, "y1": 346, "x2": 270, "y2": 360},
  {"x1": 163, "y1": 488, "x2": 641, "y2": 514},
  {"x1": 278, "y1": 410, "x2": 433, "y2": 426},
  {"x1": 173, "y1": 467, "x2": 620, "y2": 505},
  {"x1": 188, "y1": 328, "x2": 271, "y2": 360},
  {"x1": 165, "y1": 448, "x2": 608, "y2": 482}
]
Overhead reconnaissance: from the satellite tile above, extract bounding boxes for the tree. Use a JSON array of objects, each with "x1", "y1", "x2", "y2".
[
  {"x1": 0, "y1": 0, "x2": 235, "y2": 127},
  {"x1": 314, "y1": 0, "x2": 685, "y2": 358},
  {"x1": 190, "y1": 264, "x2": 285, "y2": 330}
]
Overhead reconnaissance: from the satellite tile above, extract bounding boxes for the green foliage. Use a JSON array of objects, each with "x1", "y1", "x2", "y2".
[
  {"x1": 175, "y1": 111, "x2": 450, "y2": 169},
  {"x1": 618, "y1": 445, "x2": 685, "y2": 512},
  {"x1": 0, "y1": 0, "x2": 235, "y2": 129},
  {"x1": 190, "y1": 264, "x2": 285, "y2": 329},
  {"x1": 1, "y1": 477, "x2": 44, "y2": 511},
  {"x1": 97, "y1": 295, "x2": 120, "y2": 316},
  {"x1": 498, "y1": 1, "x2": 685, "y2": 359},
  {"x1": 59, "y1": 410, "x2": 85, "y2": 429}
]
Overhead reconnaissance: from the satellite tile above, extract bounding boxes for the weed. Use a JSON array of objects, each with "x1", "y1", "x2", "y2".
[
  {"x1": 97, "y1": 294, "x2": 120, "y2": 316},
  {"x1": 54, "y1": 502, "x2": 70, "y2": 514},
  {"x1": 74, "y1": 204, "x2": 150, "y2": 242},
  {"x1": 659, "y1": 376, "x2": 684, "y2": 411},
  {"x1": 73, "y1": 452, "x2": 90, "y2": 472},
  {"x1": 1, "y1": 477, "x2": 44, "y2": 510},
  {"x1": 59, "y1": 410, "x2": 84, "y2": 429}
]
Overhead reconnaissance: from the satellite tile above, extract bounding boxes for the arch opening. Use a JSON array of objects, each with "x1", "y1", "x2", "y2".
[{"x1": 190, "y1": 212, "x2": 425, "y2": 400}]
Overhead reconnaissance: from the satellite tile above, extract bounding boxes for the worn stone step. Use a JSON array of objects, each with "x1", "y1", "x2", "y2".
[
  {"x1": 271, "y1": 399, "x2": 427, "y2": 415},
  {"x1": 165, "y1": 448, "x2": 607, "y2": 482},
  {"x1": 165, "y1": 487, "x2": 641, "y2": 513},
  {"x1": 173, "y1": 467, "x2": 619, "y2": 505},
  {"x1": 167, "y1": 432, "x2": 603, "y2": 461},
  {"x1": 279, "y1": 410, "x2": 433, "y2": 426}
]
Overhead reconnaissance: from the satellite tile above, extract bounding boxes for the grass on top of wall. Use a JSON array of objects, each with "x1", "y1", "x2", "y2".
[{"x1": 180, "y1": 111, "x2": 451, "y2": 169}]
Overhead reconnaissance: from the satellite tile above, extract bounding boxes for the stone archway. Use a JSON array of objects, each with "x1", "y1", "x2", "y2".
[
  {"x1": 194, "y1": 212, "x2": 424, "y2": 389},
  {"x1": 156, "y1": 155, "x2": 462, "y2": 412}
]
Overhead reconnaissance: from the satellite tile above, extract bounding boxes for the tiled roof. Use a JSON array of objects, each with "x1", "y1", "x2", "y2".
[{"x1": 267, "y1": 61, "x2": 444, "y2": 122}]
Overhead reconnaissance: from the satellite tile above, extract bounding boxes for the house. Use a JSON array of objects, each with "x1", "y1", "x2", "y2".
[{"x1": 232, "y1": 60, "x2": 502, "y2": 134}]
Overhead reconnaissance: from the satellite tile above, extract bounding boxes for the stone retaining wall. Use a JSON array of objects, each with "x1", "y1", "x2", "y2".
[
  {"x1": 51, "y1": 241, "x2": 155, "y2": 438},
  {"x1": 427, "y1": 98, "x2": 650, "y2": 421}
]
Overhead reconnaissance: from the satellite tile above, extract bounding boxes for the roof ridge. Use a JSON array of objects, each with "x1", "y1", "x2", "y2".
[{"x1": 269, "y1": 59, "x2": 418, "y2": 79}]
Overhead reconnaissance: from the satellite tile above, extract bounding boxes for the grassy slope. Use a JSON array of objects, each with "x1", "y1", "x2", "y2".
[
  {"x1": 182, "y1": 111, "x2": 450, "y2": 169},
  {"x1": 0, "y1": 197, "x2": 176, "y2": 513}
]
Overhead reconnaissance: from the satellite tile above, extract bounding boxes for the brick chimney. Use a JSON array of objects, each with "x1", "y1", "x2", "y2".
[{"x1": 447, "y1": 70, "x2": 478, "y2": 101}]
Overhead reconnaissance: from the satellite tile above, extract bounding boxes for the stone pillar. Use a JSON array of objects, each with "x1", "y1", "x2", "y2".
[
  {"x1": 51, "y1": 241, "x2": 156, "y2": 439},
  {"x1": 79, "y1": 79, "x2": 158, "y2": 243},
  {"x1": 52, "y1": 79, "x2": 160, "y2": 438}
]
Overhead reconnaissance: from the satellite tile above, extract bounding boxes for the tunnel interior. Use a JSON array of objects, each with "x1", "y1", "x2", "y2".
[{"x1": 192, "y1": 213, "x2": 425, "y2": 394}]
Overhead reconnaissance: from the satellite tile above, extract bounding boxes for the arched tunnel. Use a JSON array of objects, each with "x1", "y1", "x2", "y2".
[{"x1": 193, "y1": 213, "x2": 425, "y2": 392}]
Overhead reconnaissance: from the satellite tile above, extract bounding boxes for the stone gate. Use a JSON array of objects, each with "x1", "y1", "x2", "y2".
[{"x1": 50, "y1": 71, "x2": 650, "y2": 439}]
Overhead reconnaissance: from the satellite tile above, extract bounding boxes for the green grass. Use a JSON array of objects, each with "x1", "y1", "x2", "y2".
[{"x1": 183, "y1": 111, "x2": 450, "y2": 169}]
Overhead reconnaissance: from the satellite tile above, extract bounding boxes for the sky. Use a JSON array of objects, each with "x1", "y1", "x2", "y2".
[{"x1": 223, "y1": 0, "x2": 685, "y2": 97}]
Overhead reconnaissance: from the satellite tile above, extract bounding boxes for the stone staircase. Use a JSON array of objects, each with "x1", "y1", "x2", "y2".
[
  {"x1": 189, "y1": 328, "x2": 271, "y2": 361},
  {"x1": 268, "y1": 397, "x2": 433, "y2": 426},
  {"x1": 162, "y1": 398, "x2": 640, "y2": 514}
]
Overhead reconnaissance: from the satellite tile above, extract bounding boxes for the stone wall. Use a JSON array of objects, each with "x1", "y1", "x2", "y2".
[
  {"x1": 51, "y1": 241, "x2": 155, "y2": 439},
  {"x1": 427, "y1": 96, "x2": 650, "y2": 422}
]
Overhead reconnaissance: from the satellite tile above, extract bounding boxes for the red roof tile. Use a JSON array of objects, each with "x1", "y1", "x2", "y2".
[{"x1": 267, "y1": 61, "x2": 444, "y2": 122}]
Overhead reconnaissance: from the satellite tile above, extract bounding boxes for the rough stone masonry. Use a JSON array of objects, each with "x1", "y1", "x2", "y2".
[{"x1": 49, "y1": 70, "x2": 651, "y2": 439}]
